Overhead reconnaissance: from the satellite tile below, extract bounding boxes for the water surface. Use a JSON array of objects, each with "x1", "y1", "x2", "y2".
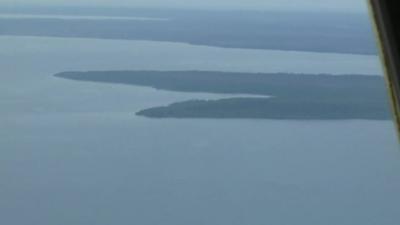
[{"x1": 1, "y1": 35, "x2": 399, "y2": 225}]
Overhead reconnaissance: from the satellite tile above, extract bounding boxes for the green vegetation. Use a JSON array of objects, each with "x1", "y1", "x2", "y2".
[{"x1": 55, "y1": 70, "x2": 391, "y2": 120}]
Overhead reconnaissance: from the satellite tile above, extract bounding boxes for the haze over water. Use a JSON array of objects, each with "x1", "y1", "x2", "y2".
[{"x1": 1, "y1": 6, "x2": 400, "y2": 225}]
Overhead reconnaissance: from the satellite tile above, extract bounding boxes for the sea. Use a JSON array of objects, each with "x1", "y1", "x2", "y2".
[{"x1": 1, "y1": 22, "x2": 400, "y2": 225}]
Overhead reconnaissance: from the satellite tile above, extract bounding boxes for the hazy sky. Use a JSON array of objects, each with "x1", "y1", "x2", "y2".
[{"x1": 0, "y1": 0, "x2": 368, "y2": 13}]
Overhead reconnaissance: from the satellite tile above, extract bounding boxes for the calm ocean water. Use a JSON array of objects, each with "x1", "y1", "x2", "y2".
[{"x1": 1, "y1": 36, "x2": 400, "y2": 225}]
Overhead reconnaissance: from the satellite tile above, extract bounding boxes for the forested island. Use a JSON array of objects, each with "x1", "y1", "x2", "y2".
[{"x1": 54, "y1": 70, "x2": 391, "y2": 120}]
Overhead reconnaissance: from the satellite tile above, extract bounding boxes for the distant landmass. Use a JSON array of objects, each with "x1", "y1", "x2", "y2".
[
  {"x1": 0, "y1": 8, "x2": 377, "y2": 54},
  {"x1": 54, "y1": 70, "x2": 391, "y2": 120}
]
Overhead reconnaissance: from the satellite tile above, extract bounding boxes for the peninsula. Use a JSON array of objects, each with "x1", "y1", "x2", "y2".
[{"x1": 54, "y1": 70, "x2": 391, "y2": 120}]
